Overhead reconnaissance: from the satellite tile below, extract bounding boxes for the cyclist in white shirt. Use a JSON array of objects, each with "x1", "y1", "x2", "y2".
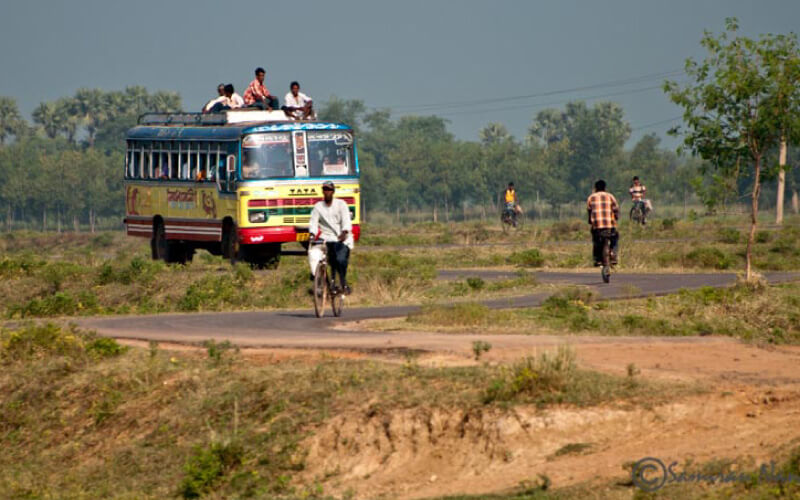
[
  {"x1": 283, "y1": 81, "x2": 315, "y2": 120},
  {"x1": 308, "y1": 180, "x2": 353, "y2": 294}
]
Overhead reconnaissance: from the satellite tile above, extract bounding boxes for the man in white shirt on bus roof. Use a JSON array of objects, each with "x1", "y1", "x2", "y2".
[
  {"x1": 205, "y1": 84, "x2": 244, "y2": 113},
  {"x1": 308, "y1": 180, "x2": 353, "y2": 295},
  {"x1": 283, "y1": 81, "x2": 315, "y2": 120}
]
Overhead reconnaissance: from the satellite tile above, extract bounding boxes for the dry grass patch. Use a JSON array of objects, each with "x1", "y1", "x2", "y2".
[{"x1": 0, "y1": 323, "x2": 699, "y2": 499}]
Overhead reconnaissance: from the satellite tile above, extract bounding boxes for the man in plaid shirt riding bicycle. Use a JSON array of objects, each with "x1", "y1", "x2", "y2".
[{"x1": 587, "y1": 179, "x2": 619, "y2": 266}]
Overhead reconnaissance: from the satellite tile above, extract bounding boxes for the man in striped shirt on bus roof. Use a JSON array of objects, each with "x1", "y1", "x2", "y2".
[{"x1": 587, "y1": 179, "x2": 619, "y2": 266}]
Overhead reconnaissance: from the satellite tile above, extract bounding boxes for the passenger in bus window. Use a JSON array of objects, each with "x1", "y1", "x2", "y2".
[
  {"x1": 282, "y1": 82, "x2": 315, "y2": 120},
  {"x1": 244, "y1": 67, "x2": 279, "y2": 111},
  {"x1": 242, "y1": 158, "x2": 261, "y2": 179},
  {"x1": 202, "y1": 84, "x2": 226, "y2": 113}
]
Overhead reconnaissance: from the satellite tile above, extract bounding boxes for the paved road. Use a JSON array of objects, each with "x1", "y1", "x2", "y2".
[{"x1": 78, "y1": 271, "x2": 799, "y2": 352}]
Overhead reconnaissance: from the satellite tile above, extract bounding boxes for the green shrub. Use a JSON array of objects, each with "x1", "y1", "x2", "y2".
[
  {"x1": 86, "y1": 337, "x2": 128, "y2": 359},
  {"x1": 91, "y1": 233, "x2": 115, "y2": 248},
  {"x1": 685, "y1": 247, "x2": 735, "y2": 269},
  {"x1": 180, "y1": 442, "x2": 243, "y2": 499},
  {"x1": 466, "y1": 277, "x2": 485, "y2": 290},
  {"x1": 472, "y1": 340, "x2": 492, "y2": 360},
  {"x1": 755, "y1": 230, "x2": 771, "y2": 243},
  {"x1": 484, "y1": 346, "x2": 577, "y2": 403},
  {"x1": 39, "y1": 262, "x2": 87, "y2": 292},
  {"x1": 508, "y1": 249, "x2": 545, "y2": 267},
  {"x1": 716, "y1": 227, "x2": 741, "y2": 244},
  {"x1": 661, "y1": 217, "x2": 677, "y2": 230}
]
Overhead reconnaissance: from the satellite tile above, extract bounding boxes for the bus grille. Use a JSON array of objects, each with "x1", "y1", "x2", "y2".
[
  {"x1": 283, "y1": 217, "x2": 294, "y2": 223},
  {"x1": 295, "y1": 216, "x2": 310, "y2": 224}
]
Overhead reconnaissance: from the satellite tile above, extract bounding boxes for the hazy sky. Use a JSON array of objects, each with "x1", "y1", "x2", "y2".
[{"x1": 1, "y1": 0, "x2": 797, "y2": 146}]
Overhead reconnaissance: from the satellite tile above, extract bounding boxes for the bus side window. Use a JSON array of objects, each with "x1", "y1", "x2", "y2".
[
  {"x1": 132, "y1": 142, "x2": 141, "y2": 178},
  {"x1": 206, "y1": 143, "x2": 215, "y2": 181},
  {"x1": 170, "y1": 142, "x2": 179, "y2": 180},
  {"x1": 143, "y1": 143, "x2": 152, "y2": 179},
  {"x1": 151, "y1": 145, "x2": 160, "y2": 180}
]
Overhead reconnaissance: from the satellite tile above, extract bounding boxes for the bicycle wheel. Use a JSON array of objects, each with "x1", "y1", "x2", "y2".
[
  {"x1": 331, "y1": 288, "x2": 344, "y2": 317},
  {"x1": 501, "y1": 213, "x2": 510, "y2": 234},
  {"x1": 313, "y1": 262, "x2": 327, "y2": 318},
  {"x1": 601, "y1": 238, "x2": 611, "y2": 284},
  {"x1": 514, "y1": 211, "x2": 524, "y2": 230}
]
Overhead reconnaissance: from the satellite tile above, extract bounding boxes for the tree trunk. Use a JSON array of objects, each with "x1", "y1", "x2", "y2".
[
  {"x1": 792, "y1": 189, "x2": 799, "y2": 215},
  {"x1": 745, "y1": 157, "x2": 762, "y2": 281},
  {"x1": 6, "y1": 203, "x2": 11, "y2": 231},
  {"x1": 73, "y1": 215, "x2": 79, "y2": 232},
  {"x1": 42, "y1": 208, "x2": 47, "y2": 232},
  {"x1": 57, "y1": 208, "x2": 62, "y2": 233},
  {"x1": 776, "y1": 137, "x2": 787, "y2": 224},
  {"x1": 89, "y1": 208, "x2": 96, "y2": 233},
  {"x1": 433, "y1": 203, "x2": 438, "y2": 223}
]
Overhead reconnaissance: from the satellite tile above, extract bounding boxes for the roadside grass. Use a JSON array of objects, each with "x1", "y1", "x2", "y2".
[
  {"x1": 395, "y1": 282, "x2": 800, "y2": 344},
  {"x1": 0, "y1": 222, "x2": 797, "y2": 319},
  {"x1": 0, "y1": 323, "x2": 698, "y2": 499}
]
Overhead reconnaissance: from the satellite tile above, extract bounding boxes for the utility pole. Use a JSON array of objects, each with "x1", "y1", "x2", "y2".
[{"x1": 776, "y1": 137, "x2": 787, "y2": 224}]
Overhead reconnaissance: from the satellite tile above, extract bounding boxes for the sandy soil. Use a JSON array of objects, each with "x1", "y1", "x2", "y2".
[{"x1": 294, "y1": 338, "x2": 800, "y2": 499}]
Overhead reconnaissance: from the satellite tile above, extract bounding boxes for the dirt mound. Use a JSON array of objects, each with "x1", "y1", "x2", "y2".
[{"x1": 303, "y1": 387, "x2": 800, "y2": 499}]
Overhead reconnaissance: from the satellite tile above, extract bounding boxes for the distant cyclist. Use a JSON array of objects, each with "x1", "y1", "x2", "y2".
[
  {"x1": 308, "y1": 180, "x2": 353, "y2": 295},
  {"x1": 587, "y1": 179, "x2": 619, "y2": 266},
  {"x1": 629, "y1": 176, "x2": 649, "y2": 225},
  {"x1": 502, "y1": 182, "x2": 518, "y2": 227}
]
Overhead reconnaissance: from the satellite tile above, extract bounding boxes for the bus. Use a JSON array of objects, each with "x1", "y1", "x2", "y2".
[{"x1": 123, "y1": 110, "x2": 361, "y2": 268}]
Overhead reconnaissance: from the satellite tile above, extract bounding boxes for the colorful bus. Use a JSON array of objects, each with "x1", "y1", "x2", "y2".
[{"x1": 123, "y1": 110, "x2": 361, "y2": 268}]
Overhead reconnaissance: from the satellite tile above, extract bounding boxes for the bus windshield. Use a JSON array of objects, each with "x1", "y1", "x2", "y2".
[
  {"x1": 307, "y1": 131, "x2": 355, "y2": 177},
  {"x1": 242, "y1": 133, "x2": 294, "y2": 179},
  {"x1": 242, "y1": 130, "x2": 355, "y2": 180}
]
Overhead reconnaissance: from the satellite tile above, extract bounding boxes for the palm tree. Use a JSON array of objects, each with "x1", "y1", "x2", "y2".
[
  {"x1": 74, "y1": 88, "x2": 107, "y2": 147},
  {"x1": 55, "y1": 97, "x2": 80, "y2": 144},
  {"x1": 32, "y1": 102, "x2": 61, "y2": 139},
  {"x1": 147, "y1": 91, "x2": 182, "y2": 113},
  {"x1": 0, "y1": 96, "x2": 24, "y2": 145}
]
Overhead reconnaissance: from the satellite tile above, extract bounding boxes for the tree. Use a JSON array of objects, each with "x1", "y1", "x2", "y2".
[
  {"x1": 0, "y1": 97, "x2": 24, "y2": 145},
  {"x1": 32, "y1": 102, "x2": 61, "y2": 139},
  {"x1": 317, "y1": 97, "x2": 366, "y2": 132},
  {"x1": 479, "y1": 123, "x2": 511, "y2": 146},
  {"x1": 665, "y1": 18, "x2": 790, "y2": 280},
  {"x1": 759, "y1": 32, "x2": 800, "y2": 223}
]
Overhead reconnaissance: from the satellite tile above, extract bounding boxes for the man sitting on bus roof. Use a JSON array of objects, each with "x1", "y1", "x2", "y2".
[
  {"x1": 205, "y1": 84, "x2": 244, "y2": 113},
  {"x1": 244, "y1": 67, "x2": 279, "y2": 111},
  {"x1": 202, "y1": 84, "x2": 226, "y2": 113},
  {"x1": 282, "y1": 81, "x2": 315, "y2": 120}
]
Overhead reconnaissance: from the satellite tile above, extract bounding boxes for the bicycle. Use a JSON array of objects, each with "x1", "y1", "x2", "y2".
[
  {"x1": 501, "y1": 203, "x2": 524, "y2": 233},
  {"x1": 310, "y1": 240, "x2": 344, "y2": 318},
  {"x1": 629, "y1": 200, "x2": 647, "y2": 226},
  {"x1": 597, "y1": 229, "x2": 616, "y2": 283}
]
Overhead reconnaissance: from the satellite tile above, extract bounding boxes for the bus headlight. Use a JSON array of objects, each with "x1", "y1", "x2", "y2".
[{"x1": 249, "y1": 211, "x2": 267, "y2": 223}]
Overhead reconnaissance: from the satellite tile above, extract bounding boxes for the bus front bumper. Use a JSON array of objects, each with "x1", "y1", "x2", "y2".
[{"x1": 239, "y1": 225, "x2": 361, "y2": 244}]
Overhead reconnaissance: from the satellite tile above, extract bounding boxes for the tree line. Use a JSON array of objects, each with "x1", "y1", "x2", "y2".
[{"x1": 0, "y1": 81, "x2": 796, "y2": 232}]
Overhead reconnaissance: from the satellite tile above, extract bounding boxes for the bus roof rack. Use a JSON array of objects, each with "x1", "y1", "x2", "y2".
[{"x1": 138, "y1": 110, "x2": 292, "y2": 126}]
